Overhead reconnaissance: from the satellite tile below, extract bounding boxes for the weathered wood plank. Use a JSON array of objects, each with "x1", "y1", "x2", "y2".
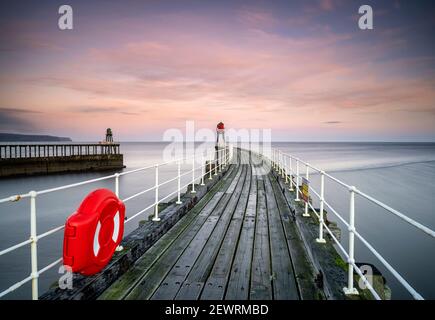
[
  {"x1": 269, "y1": 173, "x2": 319, "y2": 300},
  {"x1": 175, "y1": 166, "x2": 249, "y2": 300},
  {"x1": 264, "y1": 174, "x2": 299, "y2": 300},
  {"x1": 250, "y1": 179, "x2": 272, "y2": 300},
  {"x1": 99, "y1": 163, "x2": 240, "y2": 300},
  {"x1": 200, "y1": 159, "x2": 252, "y2": 300},
  {"x1": 125, "y1": 164, "x2": 245, "y2": 300},
  {"x1": 271, "y1": 169, "x2": 346, "y2": 300},
  {"x1": 225, "y1": 166, "x2": 257, "y2": 300},
  {"x1": 150, "y1": 215, "x2": 220, "y2": 299}
]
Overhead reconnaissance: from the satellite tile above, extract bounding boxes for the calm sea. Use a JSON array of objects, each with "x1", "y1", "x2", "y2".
[{"x1": 0, "y1": 142, "x2": 434, "y2": 299}]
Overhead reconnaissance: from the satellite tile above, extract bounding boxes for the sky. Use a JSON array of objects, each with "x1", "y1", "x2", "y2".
[{"x1": 0, "y1": 0, "x2": 434, "y2": 142}]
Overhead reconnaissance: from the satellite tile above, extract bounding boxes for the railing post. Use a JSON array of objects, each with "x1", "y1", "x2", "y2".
[
  {"x1": 295, "y1": 160, "x2": 300, "y2": 202},
  {"x1": 114, "y1": 173, "x2": 124, "y2": 251},
  {"x1": 344, "y1": 186, "x2": 359, "y2": 295},
  {"x1": 277, "y1": 150, "x2": 280, "y2": 173},
  {"x1": 209, "y1": 158, "x2": 213, "y2": 180},
  {"x1": 29, "y1": 191, "x2": 39, "y2": 300},
  {"x1": 289, "y1": 157, "x2": 294, "y2": 191},
  {"x1": 114, "y1": 173, "x2": 120, "y2": 197},
  {"x1": 219, "y1": 149, "x2": 222, "y2": 173},
  {"x1": 316, "y1": 172, "x2": 326, "y2": 244},
  {"x1": 285, "y1": 155, "x2": 289, "y2": 184},
  {"x1": 191, "y1": 156, "x2": 196, "y2": 194},
  {"x1": 281, "y1": 152, "x2": 285, "y2": 178},
  {"x1": 176, "y1": 161, "x2": 182, "y2": 204},
  {"x1": 223, "y1": 146, "x2": 226, "y2": 168},
  {"x1": 200, "y1": 156, "x2": 205, "y2": 186},
  {"x1": 152, "y1": 165, "x2": 161, "y2": 222},
  {"x1": 272, "y1": 149, "x2": 275, "y2": 170},
  {"x1": 214, "y1": 157, "x2": 218, "y2": 176},
  {"x1": 303, "y1": 165, "x2": 310, "y2": 217}
]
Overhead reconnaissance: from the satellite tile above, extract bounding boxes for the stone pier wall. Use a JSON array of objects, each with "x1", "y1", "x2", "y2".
[{"x1": 0, "y1": 154, "x2": 124, "y2": 178}]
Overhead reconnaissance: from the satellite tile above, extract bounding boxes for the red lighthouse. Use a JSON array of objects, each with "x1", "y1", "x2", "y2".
[{"x1": 215, "y1": 122, "x2": 226, "y2": 165}]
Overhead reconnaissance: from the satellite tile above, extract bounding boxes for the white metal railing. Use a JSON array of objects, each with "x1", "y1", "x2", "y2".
[
  {"x1": 262, "y1": 148, "x2": 435, "y2": 300},
  {"x1": 0, "y1": 144, "x2": 233, "y2": 300}
]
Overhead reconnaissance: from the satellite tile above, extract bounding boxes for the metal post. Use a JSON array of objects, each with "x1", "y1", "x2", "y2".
[
  {"x1": 176, "y1": 161, "x2": 182, "y2": 204},
  {"x1": 152, "y1": 165, "x2": 160, "y2": 222},
  {"x1": 344, "y1": 186, "x2": 358, "y2": 295},
  {"x1": 114, "y1": 173, "x2": 120, "y2": 197},
  {"x1": 285, "y1": 155, "x2": 288, "y2": 184},
  {"x1": 191, "y1": 156, "x2": 196, "y2": 194},
  {"x1": 272, "y1": 149, "x2": 275, "y2": 170},
  {"x1": 223, "y1": 146, "x2": 226, "y2": 168},
  {"x1": 29, "y1": 191, "x2": 38, "y2": 300},
  {"x1": 281, "y1": 152, "x2": 285, "y2": 178},
  {"x1": 219, "y1": 149, "x2": 222, "y2": 172},
  {"x1": 289, "y1": 157, "x2": 294, "y2": 191},
  {"x1": 200, "y1": 156, "x2": 205, "y2": 186},
  {"x1": 277, "y1": 150, "x2": 280, "y2": 173},
  {"x1": 295, "y1": 160, "x2": 300, "y2": 201},
  {"x1": 208, "y1": 158, "x2": 213, "y2": 180},
  {"x1": 214, "y1": 157, "x2": 218, "y2": 176},
  {"x1": 316, "y1": 172, "x2": 326, "y2": 244},
  {"x1": 114, "y1": 173, "x2": 124, "y2": 251},
  {"x1": 276, "y1": 150, "x2": 280, "y2": 172},
  {"x1": 303, "y1": 165, "x2": 310, "y2": 217}
]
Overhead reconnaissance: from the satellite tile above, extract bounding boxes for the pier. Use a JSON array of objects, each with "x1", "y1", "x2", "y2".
[
  {"x1": 38, "y1": 148, "x2": 380, "y2": 300},
  {"x1": 1, "y1": 140, "x2": 434, "y2": 300},
  {"x1": 0, "y1": 143, "x2": 124, "y2": 178}
]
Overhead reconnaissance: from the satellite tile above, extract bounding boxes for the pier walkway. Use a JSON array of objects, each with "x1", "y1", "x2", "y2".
[{"x1": 98, "y1": 149, "x2": 318, "y2": 300}]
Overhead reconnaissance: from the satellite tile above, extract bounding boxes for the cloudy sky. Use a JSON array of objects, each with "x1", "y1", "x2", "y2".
[{"x1": 0, "y1": 0, "x2": 434, "y2": 141}]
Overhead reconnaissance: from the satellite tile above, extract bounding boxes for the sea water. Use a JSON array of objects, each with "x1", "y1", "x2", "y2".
[{"x1": 0, "y1": 142, "x2": 434, "y2": 299}]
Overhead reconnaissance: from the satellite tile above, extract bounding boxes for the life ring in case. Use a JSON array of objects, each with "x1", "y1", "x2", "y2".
[{"x1": 63, "y1": 189, "x2": 125, "y2": 275}]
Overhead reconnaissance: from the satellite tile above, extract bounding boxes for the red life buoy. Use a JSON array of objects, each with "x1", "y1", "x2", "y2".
[{"x1": 63, "y1": 189, "x2": 125, "y2": 275}]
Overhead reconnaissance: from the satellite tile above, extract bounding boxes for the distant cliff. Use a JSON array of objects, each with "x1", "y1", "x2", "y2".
[{"x1": 0, "y1": 133, "x2": 72, "y2": 142}]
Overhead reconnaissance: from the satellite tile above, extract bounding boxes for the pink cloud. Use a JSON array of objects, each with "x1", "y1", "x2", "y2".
[{"x1": 0, "y1": 9, "x2": 434, "y2": 140}]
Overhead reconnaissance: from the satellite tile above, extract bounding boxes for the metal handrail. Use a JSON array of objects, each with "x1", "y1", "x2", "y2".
[
  {"x1": 263, "y1": 148, "x2": 434, "y2": 300},
  {"x1": 0, "y1": 144, "x2": 232, "y2": 299}
]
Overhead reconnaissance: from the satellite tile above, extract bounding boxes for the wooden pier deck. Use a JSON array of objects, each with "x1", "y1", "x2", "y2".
[{"x1": 98, "y1": 149, "x2": 320, "y2": 300}]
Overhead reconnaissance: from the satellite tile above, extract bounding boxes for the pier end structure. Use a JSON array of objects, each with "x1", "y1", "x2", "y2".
[{"x1": 0, "y1": 143, "x2": 124, "y2": 178}]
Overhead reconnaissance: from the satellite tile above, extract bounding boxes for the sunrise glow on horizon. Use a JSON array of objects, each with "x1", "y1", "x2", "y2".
[{"x1": 0, "y1": 0, "x2": 434, "y2": 142}]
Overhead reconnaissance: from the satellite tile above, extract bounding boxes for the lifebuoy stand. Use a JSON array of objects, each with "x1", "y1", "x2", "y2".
[{"x1": 63, "y1": 189, "x2": 125, "y2": 276}]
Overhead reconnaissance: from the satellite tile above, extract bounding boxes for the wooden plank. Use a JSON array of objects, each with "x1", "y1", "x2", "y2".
[
  {"x1": 98, "y1": 163, "x2": 239, "y2": 300},
  {"x1": 250, "y1": 179, "x2": 273, "y2": 300},
  {"x1": 225, "y1": 165, "x2": 257, "y2": 300},
  {"x1": 200, "y1": 160, "x2": 253, "y2": 300},
  {"x1": 150, "y1": 214, "x2": 220, "y2": 299},
  {"x1": 154, "y1": 166, "x2": 249, "y2": 299},
  {"x1": 175, "y1": 165, "x2": 249, "y2": 300},
  {"x1": 264, "y1": 174, "x2": 300, "y2": 300},
  {"x1": 269, "y1": 174, "x2": 318, "y2": 300},
  {"x1": 124, "y1": 161, "x2": 244, "y2": 300}
]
